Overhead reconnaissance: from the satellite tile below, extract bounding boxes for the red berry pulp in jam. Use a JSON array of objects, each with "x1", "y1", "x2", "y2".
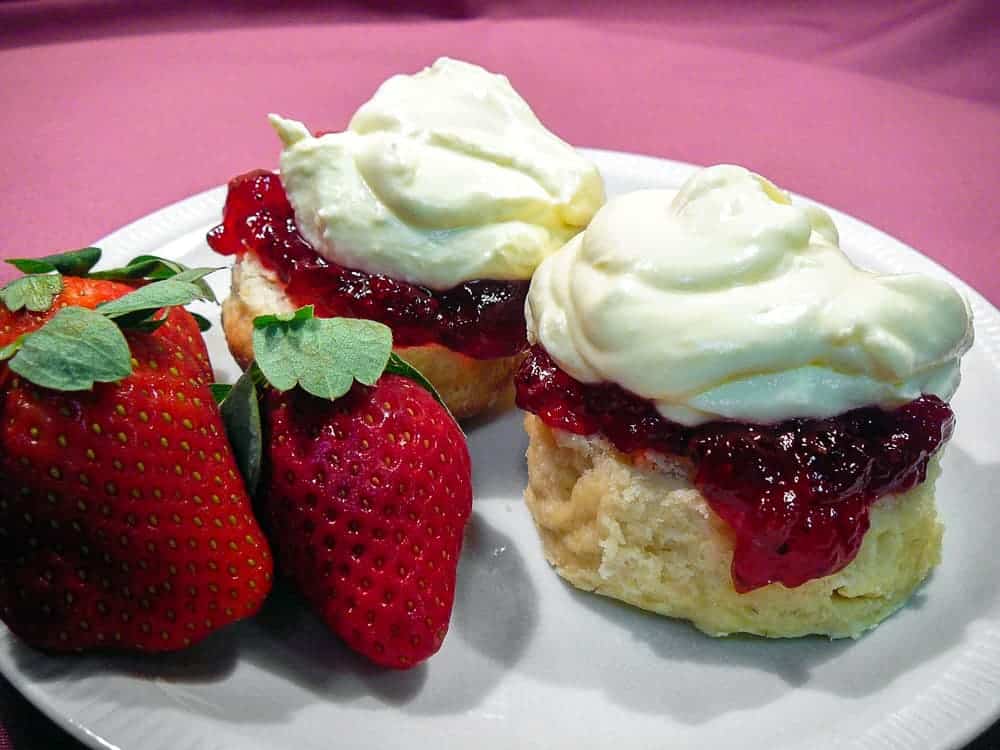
[
  {"x1": 515, "y1": 346, "x2": 954, "y2": 592},
  {"x1": 207, "y1": 170, "x2": 529, "y2": 359}
]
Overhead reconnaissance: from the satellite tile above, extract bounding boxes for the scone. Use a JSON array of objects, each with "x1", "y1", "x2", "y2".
[
  {"x1": 208, "y1": 58, "x2": 604, "y2": 419},
  {"x1": 221, "y1": 252, "x2": 521, "y2": 418},
  {"x1": 516, "y1": 165, "x2": 973, "y2": 637}
]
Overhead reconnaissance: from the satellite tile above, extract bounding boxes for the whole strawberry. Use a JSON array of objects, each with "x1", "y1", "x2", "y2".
[
  {"x1": 222, "y1": 307, "x2": 472, "y2": 668},
  {"x1": 0, "y1": 249, "x2": 273, "y2": 652}
]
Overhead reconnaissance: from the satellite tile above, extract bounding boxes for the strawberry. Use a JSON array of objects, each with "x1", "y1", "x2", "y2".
[
  {"x1": 0, "y1": 250, "x2": 274, "y2": 652},
  {"x1": 222, "y1": 307, "x2": 472, "y2": 668}
]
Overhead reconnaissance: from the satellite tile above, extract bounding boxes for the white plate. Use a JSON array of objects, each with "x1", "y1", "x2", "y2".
[{"x1": 2, "y1": 151, "x2": 1000, "y2": 750}]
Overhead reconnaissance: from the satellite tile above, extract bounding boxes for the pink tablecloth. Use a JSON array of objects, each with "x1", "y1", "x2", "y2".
[
  {"x1": 1, "y1": 0, "x2": 999, "y2": 304},
  {"x1": 1, "y1": 2, "x2": 999, "y2": 749}
]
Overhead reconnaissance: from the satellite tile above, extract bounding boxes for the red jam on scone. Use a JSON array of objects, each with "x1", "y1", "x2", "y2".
[{"x1": 208, "y1": 58, "x2": 604, "y2": 418}]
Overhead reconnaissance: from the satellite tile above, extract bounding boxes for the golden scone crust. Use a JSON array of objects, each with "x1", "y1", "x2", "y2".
[
  {"x1": 523, "y1": 414, "x2": 944, "y2": 638},
  {"x1": 389, "y1": 345, "x2": 519, "y2": 420},
  {"x1": 222, "y1": 252, "x2": 522, "y2": 419}
]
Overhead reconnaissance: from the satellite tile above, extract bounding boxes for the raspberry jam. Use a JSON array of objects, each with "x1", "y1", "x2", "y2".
[
  {"x1": 515, "y1": 346, "x2": 954, "y2": 591},
  {"x1": 207, "y1": 170, "x2": 529, "y2": 359}
]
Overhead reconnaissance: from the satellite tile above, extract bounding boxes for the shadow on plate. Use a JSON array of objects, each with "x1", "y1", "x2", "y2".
[
  {"x1": 5, "y1": 445, "x2": 995, "y2": 734},
  {"x1": 501, "y1": 442, "x2": 999, "y2": 727},
  {"x1": 7, "y1": 622, "x2": 239, "y2": 688},
  {"x1": 464, "y1": 409, "x2": 529, "y2": 502},
  {"x1": 229, "y1": 511, "x2": 539, "y2": 719},
  {"x1": 5, "y1": 511, "x2": 539, "y2": 724}
]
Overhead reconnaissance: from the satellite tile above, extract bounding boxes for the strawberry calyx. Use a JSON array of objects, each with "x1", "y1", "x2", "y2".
[
  {"x1": 3, "y1": 246, "x2": 103, "y2": 312},
  {"x1": 0, "y1": 274, "x2": 63, "y2": 313},
  {"x1": 6, "y1": 246, "x2": 102, "y2": 276},
  {"x1": 96, "y1": 267, "x2": 217, "y2": 332},
  {"x1": 88, "y1": 254, "x2": 219, "y2": 311},
  {"x1": 250, "y1": 306, "x2": 450, "y2": 410},
  {"x1": 216, "y1": 364, "x2": 267, "y2": 496},
  {"x1": 1, "y1": 248, "x2": 222, "y2": 391},
  {"x1": 215, "y1": 305, "x2": 454, "y2": 496},
  {"x1": 3, "y1": 307, "x2": 132, "y2": 390},
  {"x1": 252, "y1": 305, "x2": 393, "y2": 400},
  {"x1": 3, "y1": 247, "x2": 220, "y2": 320}
]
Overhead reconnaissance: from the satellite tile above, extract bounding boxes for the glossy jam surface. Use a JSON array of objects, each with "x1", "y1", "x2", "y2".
[
  {"x1": 207, "y1": 170, "x2": 529, "y2": 359},
  {"x1": 515, "y1": 346, "x2": 954, "y2": 591}
]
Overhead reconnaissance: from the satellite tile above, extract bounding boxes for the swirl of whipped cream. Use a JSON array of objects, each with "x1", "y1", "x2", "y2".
[
  {"x1": 526, "y1": 165, "x2": 974, "y2": 425},
  {"x1": 269, "y1": 57, "x2": 604, "y2": 290}
]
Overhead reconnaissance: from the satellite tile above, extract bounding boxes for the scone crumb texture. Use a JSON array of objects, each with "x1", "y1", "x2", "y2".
[{"x1": 523, "y1": 415, "x2": 943, "y2": 639}]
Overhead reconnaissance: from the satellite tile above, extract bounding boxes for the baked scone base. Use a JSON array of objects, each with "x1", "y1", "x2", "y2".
[
  {"x1": 523, "y1": 414, "x2": 943, "y2": 639},
  {"x1": 222, "y1": 252, "x2": 522, "y2": 420}
]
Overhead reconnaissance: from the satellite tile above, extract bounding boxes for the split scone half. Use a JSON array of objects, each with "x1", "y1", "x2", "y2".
[
  {"x1": 222, "y1": 252, "x2": 523, "y2": 419},
  {"x1": 524, "y1": 415, "x2": 942, "y2": 638}
]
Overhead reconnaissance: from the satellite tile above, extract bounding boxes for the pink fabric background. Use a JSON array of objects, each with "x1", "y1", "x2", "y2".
[
  {"x1": 1, "y1": 1, "x2": 998, "y2": 748},
  {"x1": 1, "y1": 1, "x2": 999, "y2": 304}
]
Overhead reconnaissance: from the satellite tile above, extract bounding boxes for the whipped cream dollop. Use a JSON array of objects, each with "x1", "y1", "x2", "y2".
[
  {"x1": 527, "y1": 165, "x2": 974, "y2": 425},
  {"x1": 270, "y1": 57, "x2": 604, "y2": 290}
]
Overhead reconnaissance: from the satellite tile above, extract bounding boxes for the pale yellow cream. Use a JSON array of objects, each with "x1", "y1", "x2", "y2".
[
  {"x1": 526, "y1": 165, "x2": 973, "y2": 425},
  {"x1": 270, "y1": 58, "x2": 604, "y2": 290}
]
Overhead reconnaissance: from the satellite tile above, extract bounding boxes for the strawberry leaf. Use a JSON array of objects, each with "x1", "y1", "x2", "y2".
[
  {"x1": 90, "y1": 256, "x2": 219, "y2": 302},
  {"x1": 210, "y1": 383, "x2": 233, "y2": 404},
  {"x1": 109, "y1": 310, "x2": 169, "y2": 332},
  {"x1": 96, "y1": 277, "x2": 215, "y2": 327},
  {"x1": 0, "y1": 336, "x2": 24, "y2": 361},
  {"x1": 163, "y1": 267, "x2": 220, "y2": 304},
  {"x1": 218, "y1": 366, "x2": 263, "y2": 496},
  {"x1": 191, "y1": 312, "x2": 212, "y2": 332},
  {"x1": 88, "y1": 254, "x2": 183, "y2": 280},
  {"x1": 0, "y1": 274, "x2": 63, "y2": 312},
  {"x1": 6, "y1": 247, "x2": 101, "y2": 276},
  {"x1": 211, "y1": 363, "x2": 265, "y2": 405},
  {"x1": 252, "y1": 309, "x2": 392, "y2": 400},
  {"x1": 8, "y1": 307, "x2": 132, "y2": 390},
  {"x1": 252, "y1": 306, "x2": 315, "y2": 329},
  {"x1": 385, "y1": 353, "x2": 451, "y2": 412}
]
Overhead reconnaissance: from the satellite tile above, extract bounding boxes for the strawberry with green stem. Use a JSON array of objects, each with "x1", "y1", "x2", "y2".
[
  {"x1": 0, "y1": 248, "x2": 273, "y2": 652},
  {"x1": 218, "y1": 306, "x2": 473, "y2": 669}
]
